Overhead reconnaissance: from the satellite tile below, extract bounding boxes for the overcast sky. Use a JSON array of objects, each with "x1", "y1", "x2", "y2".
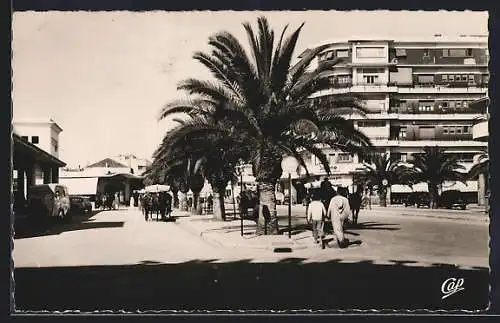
[{"x1": 12, "y1": 10, "x2": 488, "y2": 168}]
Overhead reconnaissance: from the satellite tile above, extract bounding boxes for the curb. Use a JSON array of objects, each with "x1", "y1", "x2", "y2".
[{"x1": 176, "y1": 218, "x2": 311, "y2": 251}]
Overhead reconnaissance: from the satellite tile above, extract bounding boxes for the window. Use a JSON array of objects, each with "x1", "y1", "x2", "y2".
[
  {"x1": 337, "y1": 153, "x2": 352, "y2": 162},
  {"x1": 336, "y1": 50, "x2": 349, "y2": 58},
  {"x1": 31, "y1": 136, "x2": 39, "y2": 144},
  {"x1": 418, "y1": 75, "x2": 434, "y2": 85},
  {"x1": 395, "y1": 48, "x2": 407, "y2": 57},
  {"x1": 463, "y1": 101, "x2": 468, "y2": 108},
  {"x1": 423, "y1": 49, "x2": 429, "y2": 56},
  {"x1": 463, "y1": 126, "x2": 470, "y2": 133},
  {"x1": 456, "y1": 101, "x2": 462, "y2": 108},
  {"x1": 21, "y1": 136, "x2": 28, "y2": 141},
  {"x1": 356, "y1": 47, "x2": 385, "y2": 58},
  {"x1": 461, "y1": 75, "x2": 467, "y2": 81},
  {"x1": 358, "y1": 120, "x2": 386, "y2": 127},
  {"x1": 456, "y1": 127, "x2": 462, "y2": 134},
  {"x1": 466, "y1": 48, "x2": 473, "y2": 56},
  {"x1": 443, "y1": 128, "x2": 448, "y2": 134},
  {"x1": 442, "y1": 74, "x2": 448, "y2": 81},
  {"x1": 449, "y1": 128, "x2": 455, "y2": 134},
  {"x1": 51, "y1": 138, "x2": 58, "y2": 152},
  {"x1": 449, "y1": 75, "x2": 455, "y2": 81},
  {"x1": 325, "y1": 51, "x2": 334, "y2": 60},
  {"x1": 399, "y1": 128, "x2": 407, "y2": 138},
  {"x1": 338, "y1": 75, "x2": 351, "y2": 84},
  {"x1": 328, "y1": 154, "x2": 336, "y2": 164},
  {"x1": 364, "y1": 75, "x2": 379, "y2": 84},
  {"x1": 450, "y1": 48, "x2": 467, "y2": 57}
]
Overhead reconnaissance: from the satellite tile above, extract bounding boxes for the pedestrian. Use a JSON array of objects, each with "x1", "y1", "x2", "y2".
[
  {"x1": 320, "y1": 177, "x2": 335, "y2": 209},
  {"x1": 114, "y1": 192, "x2": 120, "y2": 210},
  {"x1": 327, "y1": 187, "x2": 352, "y2": 248},
  {"x1": 349, "y1": 186, "x2": 363, "y2": 225},
  {"x1": 306, "y1": 192, "x2": 327, "y2": 248},
  {"x1": 130, "y1": 194, "x2": 135, "y2": 208}
]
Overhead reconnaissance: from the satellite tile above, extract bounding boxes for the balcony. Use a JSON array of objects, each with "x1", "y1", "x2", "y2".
[
  {"x1": 472, "y1": 119, "x2": 488, "y2": 141},
  {"x1": 398, "y1": 86, "x2": 486, "y2": 94}
]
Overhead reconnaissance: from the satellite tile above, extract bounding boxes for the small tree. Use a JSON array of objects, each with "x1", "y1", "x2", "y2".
[
  {"x1": 405, "y1": 146, "x2": 466, "y2": 209},
  {"x1": 354, "y1": 152, "x2": 410, "y2": 207}
]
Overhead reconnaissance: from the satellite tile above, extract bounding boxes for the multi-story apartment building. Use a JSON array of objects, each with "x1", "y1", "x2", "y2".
[{"x1": 296, "y1": 34, "x2": 488, "y2": 203}]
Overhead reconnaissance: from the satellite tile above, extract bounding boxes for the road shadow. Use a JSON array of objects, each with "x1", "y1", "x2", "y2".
[
  {"x1": 13, "y1": 258, "x2": 489, "y2": 312},
  {"x1": 14, "y1": 210, "x2": 124, "y2": 239}
]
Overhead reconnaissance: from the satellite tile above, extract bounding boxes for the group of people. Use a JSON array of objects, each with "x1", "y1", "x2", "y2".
[
  {"x1": 187, "y1": 194, "x2": 214, "y2": 214},
  {"x1": 306, "y1": 177, "x2": 365, "y2": 249},
  {"x1": 138, "y1": 191, "x2": 172, "y2": 221},
  {"x1": 95, "y1": 192, "x2": 120, "y2": 211}
]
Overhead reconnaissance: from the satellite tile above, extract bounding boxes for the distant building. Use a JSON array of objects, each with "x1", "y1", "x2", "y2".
[{"x1": 59, "y1": 154, "x2": 150, "y2": 204}]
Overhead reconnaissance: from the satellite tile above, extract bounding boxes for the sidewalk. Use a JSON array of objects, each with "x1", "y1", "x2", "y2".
[{"x1": 175, "y1": 214, "x2": 314, "y2": 251}]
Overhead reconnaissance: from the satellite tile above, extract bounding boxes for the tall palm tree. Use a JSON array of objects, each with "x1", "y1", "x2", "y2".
[
  {"x1": 353, "y1": 152, "x2": 410, "y2": 207},
  {"x1": 169, "y1": 16, "x2": 373, "y2": 235},
  {"x1": 405, "y1": 146, "x2": 466, "y2": 209}
]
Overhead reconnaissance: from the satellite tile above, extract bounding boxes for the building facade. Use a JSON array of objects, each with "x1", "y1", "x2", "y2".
[
  {"x1": 297, "y1": 35, "x2": 488, "y2": 203},
  {"x1": 13, "y1": 118, "x2": 63, "y2": 159}
]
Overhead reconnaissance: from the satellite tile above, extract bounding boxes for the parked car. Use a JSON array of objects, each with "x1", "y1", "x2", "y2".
[
  {"x1": 27, "y1": 184, "x2": 71, "y2": 222},
  {"x1": 275, "y1": 192, "x2": 285, "y2": 205},
  {"x1": 404, "y1": 192, "x2": 431, "y2": 208},
  {"x1": 438, "y1": 190, "x2": 467, "y2": 210},
  {"x1": 69, "y1": 195, "x2": 92, "y2": 215}
]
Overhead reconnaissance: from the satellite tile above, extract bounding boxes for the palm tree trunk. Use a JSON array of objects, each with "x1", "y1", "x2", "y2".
[
  {"x1": 172, "y1": 188, "x2": 179, "y2": 208},
  {"x1": 212, "y1": 189, "x2": 226, "y2": 221},
  {"x1": 179, "y1": 191, "x2": 188, "y2": 211},
  {"x1": 192, "y1": 192, "x2": 201, "y2": 215},
  {"x1": 256, "y1": 182, "x2": 279, "y2": 235},
  {"x1": 378, "y1": 189, "x2": 387, "y2": 207},
  {"x1": 429, "y1": 184, "x2": 439, "y2": 209}
]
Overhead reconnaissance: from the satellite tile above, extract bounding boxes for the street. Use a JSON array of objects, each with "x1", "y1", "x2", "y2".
[{"x1": 13, "y1": 207, "x2": 489, "y2": 311}]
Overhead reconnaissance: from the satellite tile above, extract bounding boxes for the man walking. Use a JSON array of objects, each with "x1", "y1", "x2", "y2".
[
  {"x1": 327, "y1": 187, "x2": 352, "y2": 248},
  {"x1": 306, "y1": 192, "x2": 327, "y2": 248},
  {"x1": 320, "y1": 177, "x2": 335, "y2": 209}
]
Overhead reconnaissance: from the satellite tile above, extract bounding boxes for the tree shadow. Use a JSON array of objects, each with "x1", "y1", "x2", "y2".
[
  {"x1": 346, "y1": 221, "x2": 401, "y2": 231},
  {"x1": 14, "y1": 210, "x2": 123, "y2": 239},
  {"x1": 13, "y1": 258, "x2": 489, "y2": 312}
]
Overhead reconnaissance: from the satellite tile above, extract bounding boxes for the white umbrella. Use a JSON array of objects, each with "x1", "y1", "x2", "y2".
[{"x1": 145, "y1": 184, "x2": 170, "y2": 193}]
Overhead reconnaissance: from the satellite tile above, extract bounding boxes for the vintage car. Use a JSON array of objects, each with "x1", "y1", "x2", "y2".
[
  {"x1": 438, "y1": 190, "x2": 467, "y2": 210},
  {"x1": 69, "y1": 195, "x2": 93, "y2": 215},
  {"x1": 404, "y1": 192, "x2": 432, "y2": 208},
  {"x1": 27, "y1": 184, "x2": 71, "y2": 222}
]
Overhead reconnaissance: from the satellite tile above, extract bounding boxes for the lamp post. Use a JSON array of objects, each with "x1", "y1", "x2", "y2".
[{"x1": 281, "y1": 156, "x2": 299, "y2": 239}]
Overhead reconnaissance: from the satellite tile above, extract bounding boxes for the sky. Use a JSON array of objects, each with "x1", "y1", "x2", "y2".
[{"x1": 12, "y1": 10, "x2": 488, "y2": 168}]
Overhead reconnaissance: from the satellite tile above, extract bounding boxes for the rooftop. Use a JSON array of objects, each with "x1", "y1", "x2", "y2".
[
  {"x1": 301, "y1": 34, "x2": 488, "y2": 54},
  {"x1": 13, "y1": 118, "x2": 63, "y2": 132}
]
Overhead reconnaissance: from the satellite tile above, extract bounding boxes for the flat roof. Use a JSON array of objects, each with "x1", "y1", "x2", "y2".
[
  {"x1": 301, "y1": 34, "x2": 488, "y2": 52},
  {"x1": 13, "y1": 118, "x2": 63, "y2": 133}
]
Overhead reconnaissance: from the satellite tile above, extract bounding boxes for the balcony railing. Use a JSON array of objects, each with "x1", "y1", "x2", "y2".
[{"x1": 391, "y1": 106, "x2": 486, "y2": 115}]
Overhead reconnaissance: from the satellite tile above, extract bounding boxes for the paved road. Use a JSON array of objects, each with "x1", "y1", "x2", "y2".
[{"x1": 13, "y1": 208, "x2": 489, "y2": 312}]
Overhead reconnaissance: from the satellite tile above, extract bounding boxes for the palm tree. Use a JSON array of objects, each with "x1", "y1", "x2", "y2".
[
  {"x1": 353, "y1": 152, "x2": 411, "y2": 207},
  {"x1": 405, "y1": 146, "x2": 466, "y2": 209},
  {"x1": 152, "y1": 115, "x2": 244, "y2": 220},
  {"x1": 468, "y1": 151, "x2": 489, "y2": 207},
  {"x1": 170, "y1": 16, "x2": 373, "y2": 235}
]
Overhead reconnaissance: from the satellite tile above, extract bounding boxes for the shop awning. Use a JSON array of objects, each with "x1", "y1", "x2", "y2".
[
  {"x1": 59, "y1": 177, "x2": 99, "y2": 195},
  {"x1": 391, "y1": 181, "x2": 478, "y2": 193}
]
